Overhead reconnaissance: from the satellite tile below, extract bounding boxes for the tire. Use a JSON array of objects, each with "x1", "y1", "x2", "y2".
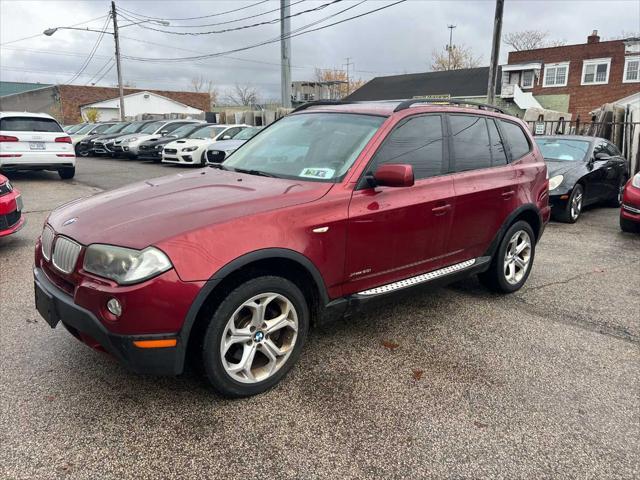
[
  {"x1": 555, "y1": 184, "x2": 583, "y2": 223},
  {"x1": 58, "y1": 167, "x2": 75, "y2": 179},
  {"x1": 606, "y1": 177, "x2": 626, "y2": 207},
  {"x1": 620, "y1": 215, "x2": 639, "y2": 233},
  {"x1": 479, "y1": 220, "x2": 536, "y2": 293},
  {"x1": 201, "y1": 276, "x2": 309, "y2": 398},
  {"x1": 200, "y1": 151, "x2": 207, "y2": 166}
]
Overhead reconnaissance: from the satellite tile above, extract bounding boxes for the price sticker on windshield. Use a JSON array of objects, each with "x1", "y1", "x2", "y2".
[{"x1": 299, "y1": 167, "x2": 335, "y2": 179}]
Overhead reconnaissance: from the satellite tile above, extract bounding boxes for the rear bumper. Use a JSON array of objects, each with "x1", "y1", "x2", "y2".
[
  {"x1": 34, "y1": 267, "x2": 182, "y2": 376},
  {"x1": 0, "y1": 152, "x2": 75, "y2": 170}
]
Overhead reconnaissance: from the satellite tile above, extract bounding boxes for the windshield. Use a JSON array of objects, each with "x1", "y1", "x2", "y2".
[
  {"x1": 233, "y1": 127, "x2": 262, "y2": 141},
  {"x1": 189, "y1": 125, "x2": 225, "y2": 139},
  {"x1": 75, "y1": 124, "x2": 95, "y2": 134},
  {"x1": 170, "y1": 124, "x2": 201, "y2": 138},
  {"x1": 103, "y1": 123, "x2": 128, "y2": 134},
  {"x1": 140, "y1": 121, "x2": 164, "y2": 134},
  {"x1": 92, "y1": 123, "x2": 115, "y2": 134},
  {"x1": 66, "y1": 124, "x2": 84, "y2": 133},
  {"x1": 223, "y1": 113, "x2": 384, "y2": 182},
  {"x1": 535, "y1": 138, "x2": 590, "y2": 162}
]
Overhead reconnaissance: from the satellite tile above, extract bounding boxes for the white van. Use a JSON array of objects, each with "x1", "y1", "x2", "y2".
[{"x1": 0, "y1": 112, "x2": 76, "y2": 179}]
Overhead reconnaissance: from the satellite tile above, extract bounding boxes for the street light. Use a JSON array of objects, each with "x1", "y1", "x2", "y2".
[{"x1": 43, "y1": 3, "x2": 169, "y2": 121}]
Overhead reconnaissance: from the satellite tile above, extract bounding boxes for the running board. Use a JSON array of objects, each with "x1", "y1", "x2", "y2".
[{"x1": 356, "y1": 258, "x2": 480, "y2": 297}]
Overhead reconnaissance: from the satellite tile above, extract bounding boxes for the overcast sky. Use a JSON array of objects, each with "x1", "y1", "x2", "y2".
[{"x1": 1, "y1": 0, "x2": 638, "y2": 100}]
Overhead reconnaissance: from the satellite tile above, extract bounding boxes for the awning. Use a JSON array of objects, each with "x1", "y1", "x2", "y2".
[{"x1": 501, "y1": 62, "x2": 542, "y2": 72}]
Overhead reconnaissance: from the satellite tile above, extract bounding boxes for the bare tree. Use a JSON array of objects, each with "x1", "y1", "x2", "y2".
[
  {"x1": 225, "y1": 83, "x2": 260, "y2": 106},
  {"x1": 606, "y1": 31, "x2": 640, "y2": 40},
  {"x1": 431, "y1": 44, "x2": 481, "y2": 71},
  {"x1": 503, "y1": 30, "x2": 566, "y2": 51},
  {"x1": 313, "y1": 68, "x2": 365, "y2": 97},
  {"x1": 190, "y1": 75, "x2": 218, "y2": 108}
]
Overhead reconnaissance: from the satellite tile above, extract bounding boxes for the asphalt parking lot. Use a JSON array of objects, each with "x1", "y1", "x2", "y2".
[{"x1": 1, "y1": 156, "x2": 639, "y2": 479}]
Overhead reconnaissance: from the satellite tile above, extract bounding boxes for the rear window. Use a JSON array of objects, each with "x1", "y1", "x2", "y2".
[
  {"x1": 499, "y1": 120, "x2": 531, "y2": 160},
  {"x1": 0, "y1": 116, "x2": 63, "y2": 133}
]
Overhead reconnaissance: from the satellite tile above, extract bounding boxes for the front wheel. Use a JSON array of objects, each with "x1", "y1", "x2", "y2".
[
  {"x1": 555, "y1": 184, "x2": 583, "y2": 223},
  {"x1": 201, "y1": 276, "x2": 309, "y2": 397},
  {"x1": 479, "y1": 220, "x2": 536, "y2": 293},
  {"x1": 58, "y1": 167, "x2": 75, "y2": 179}
]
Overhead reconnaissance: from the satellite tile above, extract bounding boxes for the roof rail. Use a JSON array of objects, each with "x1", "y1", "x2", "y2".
[
  {"x1": 290, "y1": 100, "x2": 352, "y2": 113},
  {"x1": 393, "y1": 98, "x2": 505, "y2": 114}
]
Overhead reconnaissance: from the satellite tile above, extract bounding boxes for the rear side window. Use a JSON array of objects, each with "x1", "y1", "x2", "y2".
[
  {"x1": 0, "y1": 116, "x2": 62, "y2": 133},
  {"x1": 487, "y1": 119, "x2": 508, "y2": 166},
  {"x1": 370, "y1": 115, "x2": 444, "y2": 180},
  {"x1": 499, "y1": 120, "x2": 531, "y2": 160},
  {"x1": 449, "y1": 115, "x2": 492, "y2": 171}
]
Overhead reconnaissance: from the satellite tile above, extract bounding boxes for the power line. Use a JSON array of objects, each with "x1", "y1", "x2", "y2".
[
  {"x1": 93, "y1": 61, "x2": 116, "y2": 85},
  {"x1": 116, "y1": 0, "x2": 343, "y2": 36},
  {"x1": 63, "y1": 14, "x2": 112, "y2": 85},
  {"x1": 0, "y1": 14, "x2": 109, "y2": 46},
  {"x1": 122, "y1": 0, "x2": 407, "y2": 64},
  {"x1": 117, "y1": 0, "x2": 270, "y2": 22},
  {"x1": 85, "y1": 57, "x2": 113, "y2": 85},
  {"x1": 119, "y1": 0, "x2": 306, "y2": 29}
]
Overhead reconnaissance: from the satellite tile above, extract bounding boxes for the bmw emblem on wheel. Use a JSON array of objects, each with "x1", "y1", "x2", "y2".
[{"x1": 253, "y1": 331, "x2": 265, "y2": 343}]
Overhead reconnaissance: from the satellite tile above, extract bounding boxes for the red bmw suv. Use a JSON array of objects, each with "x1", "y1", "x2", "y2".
[{"x1": 34, "y1": 100, "x2": 550, "y2": 397}]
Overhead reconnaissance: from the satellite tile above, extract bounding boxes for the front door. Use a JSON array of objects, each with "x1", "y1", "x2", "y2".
[{"x1": 344, "y1": 114, "x2": 455, "y2": 295}]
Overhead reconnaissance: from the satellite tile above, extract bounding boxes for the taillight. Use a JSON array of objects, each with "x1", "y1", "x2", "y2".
[
  {"x1": 55, "y1": 136, "x2": 72, "y2": 143},
  {"x1": 0, "y1": 135, "x2": 19, "y2": 142}
]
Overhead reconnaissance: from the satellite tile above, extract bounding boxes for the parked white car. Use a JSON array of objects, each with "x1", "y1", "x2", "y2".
[
  {"x1": 0, "y1": 111, "x2": 76, "y2": 179},
  {"x1": 161, "y1": 124, "x2": 248, "y2": 166},
  {"x1": 112, "y1": 119, "x2": 204, "y2": 159}
]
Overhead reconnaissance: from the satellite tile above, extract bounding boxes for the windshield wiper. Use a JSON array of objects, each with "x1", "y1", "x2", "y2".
[{"x1": 231, "y1": 167, "x2": 277, "y2": 178}]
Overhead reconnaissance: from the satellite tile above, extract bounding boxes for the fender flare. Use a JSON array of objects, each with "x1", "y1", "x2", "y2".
[
  {"x1": 174, "y1": 248, "x2": 329, "y2": 373},
  {"x1": 483, "y1": 204, "x2": 543, "y2": 259}
]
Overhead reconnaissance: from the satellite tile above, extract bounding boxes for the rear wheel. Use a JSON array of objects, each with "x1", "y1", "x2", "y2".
[
  {"x1": 479, "y1": 220, "x2": 535, "y2": 293},
  {"x1": 555, "y1": 184, "x2": 583, "y2": 223},
  {"x1": 201, "y1": 276, "x2": 309, "y2": 397},
  {"x1": 58, "y1": 167, "x2": 75, "y2": 179}
]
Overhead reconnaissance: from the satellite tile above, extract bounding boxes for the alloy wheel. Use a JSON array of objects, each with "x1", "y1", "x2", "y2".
[
  {"x1": 571, "y1": 190, "x2": 583, "y2": 220},
  {"x1": 503, "y1": 230, "x2": 532, "y2": 285},
  {"x1": 220, "y1": 292, "x2": 298, "y2": 384}
]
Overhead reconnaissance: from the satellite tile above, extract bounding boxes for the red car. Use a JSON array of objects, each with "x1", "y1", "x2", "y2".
[
  {"x1": 0, "y1": 174, "x2": 25, "y2": 237},
  {"x1": 620, "y1": 172, "x2": 640, "y2": 232},
  {"x1": 34, "y1": 100, "x2": 550, "y2": 397}
]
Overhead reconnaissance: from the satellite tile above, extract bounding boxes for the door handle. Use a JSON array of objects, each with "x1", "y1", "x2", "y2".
[
  {"x1": 432, "y1": 204, "x2": 451, "y2": 215},
  {"x1": 501, "y1": 190, "x2": 515, "y2": 199}
]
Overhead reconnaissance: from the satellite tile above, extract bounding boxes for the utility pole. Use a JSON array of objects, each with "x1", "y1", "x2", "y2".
[
  {"x1": 111, "y1": 0, "x2": 125, "y2": 120},
  {"x1": 280, "y1": 0, "x2": 292, "y2": 108},
  {"x1": 344, "y1": 57, "x2": 354, "y2": 96},
  {"x1": 447, "y1": 24, "x2": 456, "y2": 70},
  {"x1": 486, "y1": 0, "x2": 504, "y2": 105}
]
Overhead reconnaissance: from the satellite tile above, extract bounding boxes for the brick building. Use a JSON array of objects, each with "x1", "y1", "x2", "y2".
[
  {"x1": 0, "y1": 83, "x2": 210, "y2": 124},
  {"x1": 502, "y1": 31, "x2": 639, "y2": 120}
]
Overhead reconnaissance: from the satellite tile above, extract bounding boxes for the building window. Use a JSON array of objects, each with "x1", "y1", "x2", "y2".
[
  {"x1": 623, "y1": 56, "x2": 640, "y2": 83},
  {"x1": 543, "y1": 62, "x2": 569, "y2": 87},
  {"x1": 521, "y1": 70, "x2": 534, "y2": 88},
  {"x1": 581, "y1": 58, "x2": 611, "y2": 85}
]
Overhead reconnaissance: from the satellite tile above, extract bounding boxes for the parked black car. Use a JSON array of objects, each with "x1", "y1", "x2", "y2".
[
  {"x1": 535, "y1": 135, "x2": 628, "y2": 223},
  {"x1": 74, "y1": 122, "x2": 118, "y2": 157},
  {"x1": 137, "y1": 123, "x2": 209, "y2": 162},
  {"x1": 80, "y1": 122, "x2": 131, "y2": 156},
  {"x1": 97, "y1": 121, "x2": 157, "y2": 157}
]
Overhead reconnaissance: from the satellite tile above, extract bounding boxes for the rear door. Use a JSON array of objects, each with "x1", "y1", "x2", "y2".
[
  {"x1": 344, "y1": 114, "x2": 456, "y2": 295},
  {"x1": 0, "y1": 115, "x2": 68, "y2": 154},
  {"x1": 446, "y1": 114, "x2": 517, "y2": 262}
]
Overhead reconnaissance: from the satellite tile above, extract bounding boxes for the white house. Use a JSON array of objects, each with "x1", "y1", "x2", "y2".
[{"x1": 80, "y1": 91, "x2": 203, "y2": 121}]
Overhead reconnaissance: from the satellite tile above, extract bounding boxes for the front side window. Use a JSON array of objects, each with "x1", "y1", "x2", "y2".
[
  {"x1": 369, "y1": 115, "x2": 444, "y2": 180},
  {"x1": 543, "y1": 62, "x2": 569, "y2": 87},
  {"x1": 623, "y1": 56, "x2": 640, "y2": 83},
  {"x1": 92, "y1": 124, "x2": 115, "y2": 134},
  {"x1": 120, "y1": 122, "x2": 143, "y2": 134},
  {"x1": 0, "y1": 116, "x2": 63, "y2": 132},
  {"x1": 582, "y1": 58, "x2": 611, "y2": 85},
  {"x1": 140, "y1": 121, "x2": 165, "y2": 134},
  {"x1": 499, "y1": 120, "x2": 531, "y2": 160},
  {"x1": 189, "y1": 126, "x2": 226, "y2": 139},
  {"x1": 103, "y1": 123, "x2": 128, "y2": 134},
  {"x1": 224, "y1": 113, "x2": 384, "y2": 182},
  {"x1": 169, "y1": 124, "x2": 200, "y2": 138},
  {"x1": 449, "y1": 115, "x2": 492, "y2": 172}
]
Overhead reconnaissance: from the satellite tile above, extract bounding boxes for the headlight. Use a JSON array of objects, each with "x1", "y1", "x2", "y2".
[
  {"x1": 124, "y1": 137, "x2": 138, "y2": 143},
  {"x1": 632, "y1": 173, "x2": 640, "y2": 189},
  {"x1": 548, "y1": 174, "x2": 564, "y2": 191},
  {"x1": 83, "y1": 245, "x2": 172, "y2": 285},
  {"x1": 182, "y1": 146, "x2": 198, "y2": 152}
]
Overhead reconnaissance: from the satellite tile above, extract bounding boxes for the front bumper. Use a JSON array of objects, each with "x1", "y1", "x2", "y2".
[
  {"x1": 621, "y1": 183, "x2": 640, "y2": 224},
  {"x1": 34, "y1": 267, "x2": 182, "y2": 375}
]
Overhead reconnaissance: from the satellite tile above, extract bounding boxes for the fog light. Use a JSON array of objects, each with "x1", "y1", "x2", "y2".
[{"x1": 107, "y1": 298, "x2": 122, "y2": 317}]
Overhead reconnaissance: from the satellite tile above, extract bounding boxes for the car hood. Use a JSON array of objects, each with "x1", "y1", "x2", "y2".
[
  {"x1": 92, "y1": 132, "x2": 128, "y2": 142},
  {"x1": 47, "y1": 169, "x2": 333, "y2": 249},
  {"x1": 545, "y1": 159, "x2": 582, "y2": 177},
  {"x1": 141, "y1": 136, "x2": 179, "y2": 147},
  {"x1": 114, "y1": 133, "x2": 147, "y2": 143},
  {"x1": 207, "y1": 139, "x2": 245, "y2": 152},
  {"x1": 166, "y1": 138, "x2": 211, "y2": 149}
]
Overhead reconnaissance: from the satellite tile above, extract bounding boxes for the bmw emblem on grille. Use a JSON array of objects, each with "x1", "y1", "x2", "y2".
[{"x1": 62, "y1": 217, "x2": 78, "y2": 226}]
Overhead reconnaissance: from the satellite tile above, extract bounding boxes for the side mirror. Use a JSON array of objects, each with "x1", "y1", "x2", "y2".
[
  {"x1": 594, "y1": 152, "x2": 610, "y2": 161},
  {"x1": 372, "y1": 164, "x2": 414, "y2": 188},
  {"x1": 160, "y1": 130, "x2": 169, "y2": 136},
  {"x1": 221, "y1": 135, "x2": 232, "y2": 140}
]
